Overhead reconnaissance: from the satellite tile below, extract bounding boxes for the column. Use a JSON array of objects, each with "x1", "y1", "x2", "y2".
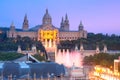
[
  {"x1": 45, "y1": 39, "x2": 47, "y2": 47},
  {"x1": 47, "y1": 39, "x2": 49, "y2": 47},
  {"x1": 49, "y1": 39, "x2": 52, "y2": 47},
  {"x1": 53, "y1": 40, "x2": 56, "y2": 47}
]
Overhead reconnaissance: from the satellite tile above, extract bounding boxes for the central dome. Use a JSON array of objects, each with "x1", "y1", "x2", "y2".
[{"x1": 42, "y1": 9, "x2": 52, "y2": 25}]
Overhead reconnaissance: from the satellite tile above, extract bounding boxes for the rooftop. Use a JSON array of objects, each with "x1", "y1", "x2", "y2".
[{"x1": 0, "y1": 62, "x2": 65, "y2": 79}]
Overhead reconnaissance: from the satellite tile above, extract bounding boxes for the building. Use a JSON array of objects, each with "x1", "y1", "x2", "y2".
[
  {"x1": 7, "y1": 9, "x2": 87, "y2": 60},
  {"x1": 17, "y1": 45, "x2": 37, "y2": 55},
  {"x1": 114, "y1": 57, "x2": 120, "y2": 73},
  {"x1": 0, "y1": 62, "x2": 65, "y2": 79}
]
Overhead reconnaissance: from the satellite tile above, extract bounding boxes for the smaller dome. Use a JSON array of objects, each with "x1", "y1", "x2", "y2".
[{"x1": 43, "y1": 9, "x2": 51, "y2": 19}]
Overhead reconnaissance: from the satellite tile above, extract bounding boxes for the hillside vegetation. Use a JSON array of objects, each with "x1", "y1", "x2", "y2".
[
  {"x1": 59, "y1": 33, "x2": 120, "y2": 50},
  {"x1": 0, "y1": 52, "x2": 24, "y2": 61}
]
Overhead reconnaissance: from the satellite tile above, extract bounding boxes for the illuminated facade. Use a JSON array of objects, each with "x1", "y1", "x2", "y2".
[
  {"x1": 114, "y1": 59, "x2": 120, "y2": 72},
  {"x1": 7, "y1": 9, "x2": 87, "y2": 60}
]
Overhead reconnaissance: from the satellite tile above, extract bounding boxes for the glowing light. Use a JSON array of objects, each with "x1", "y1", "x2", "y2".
[
  {"x1": 94, "y1": 66, "x2": 120, "y2": 80},
  {"x1": 56, "y1": 50, "x2": 83, "y2": 67}
]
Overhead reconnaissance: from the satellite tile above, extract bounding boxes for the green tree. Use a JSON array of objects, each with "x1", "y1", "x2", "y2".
[{"x1": 0, "y1": 52, "x2": 24, "y2": 61}]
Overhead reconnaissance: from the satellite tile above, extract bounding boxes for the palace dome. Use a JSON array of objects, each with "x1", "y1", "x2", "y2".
[{"x1": 43, "y1": 9, "x2": 51, "y2": 19}]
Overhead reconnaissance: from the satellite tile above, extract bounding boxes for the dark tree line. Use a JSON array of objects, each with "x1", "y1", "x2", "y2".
[
  {"x1": 0, "y1": 33, "x2": 46, "y2": 52},
  {"x1": 58, "y1": 33, "x2": 120, "y2": 50},
  {"x1": 83, "y1": 53, "x2": 120, "y2": 70}
]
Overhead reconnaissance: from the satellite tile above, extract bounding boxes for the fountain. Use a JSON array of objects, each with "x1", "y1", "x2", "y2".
[
  {"x1": 55, "y1": 49, "x2": 83, "y2": 68},
  {"x1": 55, "y1": 48, "x2": 85, "y2": 78}
]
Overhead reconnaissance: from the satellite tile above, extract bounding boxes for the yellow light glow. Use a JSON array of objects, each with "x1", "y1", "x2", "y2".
[{"x1": 39, "y1": 30, "x2": 58, "y2": 40}]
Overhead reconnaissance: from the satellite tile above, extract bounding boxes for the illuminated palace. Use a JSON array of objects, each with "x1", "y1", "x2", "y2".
[{"x1": 7, "y1": 9, "x2": 87, "y2": 60}]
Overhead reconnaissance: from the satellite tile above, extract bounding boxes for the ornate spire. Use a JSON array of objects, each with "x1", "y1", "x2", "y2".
[
  {"x1": 24, "y1": 14, "x2": 27, "y2": 21},
  {"x1": 10, "y1": 21, "x2": 15, "y2": 31},
  {"x1": 65, "y1": 14, "x2": 68, "y2": 20},
  {"x1": 46, "y1": 8, "x2": 48, "y2": 14},
  {"x1": 79, "y1": 21, "x2": 84, "y2": 31},
  {"x1": 22, "y1": 14, "x2": 29, "y2": 31},
  {"x1": 80, "y1": 21, "x2": 83, "y2": 26},
  {"x1": 60, "y1": 17, "x2": 64, "y2": 25},
  {"x1": 63, "y1": 14, "x2": 69, "y2": 31},
  {"x1": 61, "y1": 17, "x2": 64, "y2": 23},
  {"x1": 60, "y1": 17, "x2": 64, "y2": 31},
  {"x1": 65, "y1": 13, "x2": 69, "y2": 23}
]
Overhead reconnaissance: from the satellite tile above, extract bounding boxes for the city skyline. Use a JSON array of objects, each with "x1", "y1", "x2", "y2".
[{"x1": 0, "y1": 0, "x2": 120, "y2": 34}]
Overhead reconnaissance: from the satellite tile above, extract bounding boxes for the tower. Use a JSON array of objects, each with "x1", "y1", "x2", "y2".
[
  {"x1": 78, "y1": 21, "x2": 84, "y2": 31},
  {"x1": 22, "y1": 14, "x2": 29, "y2": 31},
  {"x1": 10, "y1": 22, "x2": 15, "y2": 31},
  {"x1": 60, "y1": 17, "x2": 64, "y2": 31},
  {"x1": 96, "y1": 45, "x2": 100, "y2": 54},
  {"x1": 75, "y1": 45, "x2": 78, "y2": 51},
  {"x1": 17, "y1": 45, "x2": 22, "y2": 53},
  {"x1": 78, "y1": 21, "x2": 87, "y2": 38},
  {"x1": 60, "y1": 14, "x2": 69, "y2": 31},
  {"x1": 80, "y1": 43, "x2": 84, "y2": 52},
  {"x1": 103, "y1": 44, "x2": 108, "y2": 53},
  {"x1": 63, "y1": 14, "x2": 69, "y2": 31},
  {"x1": 42, "y1": 9, "x2": 52, "y2": 25},
  {"x1": 9, "y1": 22, "x2": 16, "y2": 38}
]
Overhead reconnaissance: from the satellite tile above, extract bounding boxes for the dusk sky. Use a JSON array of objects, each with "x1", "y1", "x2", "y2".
[{"x1": 0, "y1": 0, "x2": 120, "y2": 34}]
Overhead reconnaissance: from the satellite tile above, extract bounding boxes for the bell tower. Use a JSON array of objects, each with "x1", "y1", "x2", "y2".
[
  {"x1": 60, "y1": 14, "x2": 70, "y2": 31},
  {"x1": 22, "y1": 14, "x2": 29, "y2": 31},
  {"x1": 78, "y1": 21, "x2": 84, "y2": 31},
  {"x1": 64, "y1": 14, "x2": 69, "y2": 31},
  {"x1": 60, "y1": 17, "x2": 64, "y2": 31}
]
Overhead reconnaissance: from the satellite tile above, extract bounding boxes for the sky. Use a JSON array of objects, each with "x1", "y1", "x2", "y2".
[{"x1": 0, "y1": 0, "x2": 120, "y2": 34}]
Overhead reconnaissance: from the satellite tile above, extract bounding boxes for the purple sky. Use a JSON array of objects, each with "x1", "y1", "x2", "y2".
[{"x1": 0, "y1": 0, "x2": 120, "y2": 34}]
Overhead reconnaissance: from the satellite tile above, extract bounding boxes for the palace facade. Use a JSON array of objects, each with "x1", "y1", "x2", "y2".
[{"x1": 7, "y1": 9, "x2": 87, "y2": 56}]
